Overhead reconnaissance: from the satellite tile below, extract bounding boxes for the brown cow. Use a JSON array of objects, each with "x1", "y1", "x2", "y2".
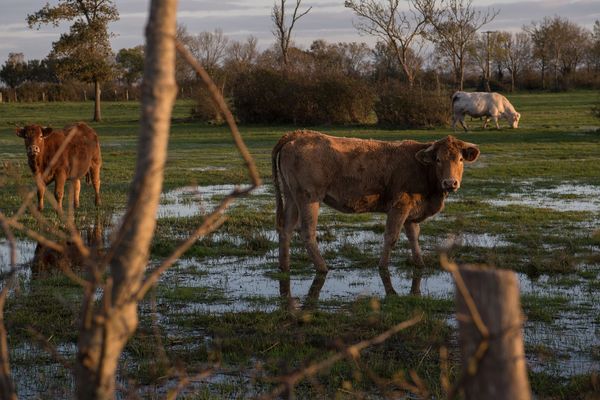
[
  {"x1": 15, "y1": 122, "x2": 102, "y2": 211},
  {"x1": 272, "y1": 130, "x2": 479, "y2": 290}
]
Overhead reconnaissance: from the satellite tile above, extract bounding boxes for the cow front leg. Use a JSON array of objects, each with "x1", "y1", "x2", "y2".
[
  {"x1": 278, "y1": 201, "x2": 299, "y2": 272},
  {"x1": 493, "y1": 116, "x2": 500, "y2": 129},
  {"x1": 378, "y1": 207, "x2": 409, "y2": 295},
  {"x1": 54, "y1": 174, "x2": 66, "y2": 210},
  {"x1": 35, "y1": 177, "x2": 46, "y2": 211},
  {"x1": 299, "y1": 201, "x2": 327, "y2": 273},
  {"x1": 482, "y1": 117, "x2": 489, "y2": 129},
  {"x1": 404, "y1": 222, "x2": 424, "y2": 266}
]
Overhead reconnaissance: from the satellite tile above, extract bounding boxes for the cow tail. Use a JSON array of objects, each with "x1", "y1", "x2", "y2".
[
  {"x1": 272, "y1": 137, "x2": 287, "y2": 232},
  {"x1": 85, "y1": 170, "x2": 91, "y2": 184},
  {"x1": 272, "y1": 131, "x2": 302, "y2": 232},
  {"x1": 451, "y1": 92, "x2": 460, "y2": 104}
]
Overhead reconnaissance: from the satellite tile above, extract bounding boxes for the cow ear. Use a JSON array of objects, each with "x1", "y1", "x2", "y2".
[
  {"x1": 416, "y1": 145, "x2": 435, "y2": 164},
  {"x1": 15, "y1": 127, "x2": 25, "y2": 138},
  {"x1": 462, "y1": 144, "x2": 480, "y2": 163},
  {"x1": 42, "y1": 127, "x2": 53, "y2": 136}
]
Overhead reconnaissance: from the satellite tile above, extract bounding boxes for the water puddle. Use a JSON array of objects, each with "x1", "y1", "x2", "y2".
[
  {"x1": 159, "y1": 184, "x2": 270, "y2": 218},
  {"x1": 487, "y1": 182, "x2": 600, "y2": 213},
  {"x1": 157, "y1": 245, "x2": 599, "y2": 378},
  {"x1": 0, "y1": 239, "x2": 37, "y2": 274}
]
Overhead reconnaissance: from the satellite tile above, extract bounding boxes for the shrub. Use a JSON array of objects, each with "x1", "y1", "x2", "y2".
[
  {"x1": 231, "y1": 68, "x2": 375, "y2": 125},
  {"x1": 374, "y1": 82, "x2": 451, "y2": 128}
]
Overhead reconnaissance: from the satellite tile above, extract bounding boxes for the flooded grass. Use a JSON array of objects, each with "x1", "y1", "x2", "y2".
[{"x1": 0, "y1": 93, "x2": 599, "y2": 398}]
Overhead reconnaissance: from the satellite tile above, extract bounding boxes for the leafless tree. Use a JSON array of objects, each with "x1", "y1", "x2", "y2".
[
  {"x1": 189, "y1": 28, "x2": 230, "y2": 74},
  {"x1": 526, "y1": 16, "x2": 589, "y2": 90},
  {"x1": 413, "y1": 0, "x2": 498, "y2": 90},
  {"x1": 345, "y1": 0, "x2": 428, "y2": 86},
  {"x1": 73, "y1": 0, "x2": 179, "y2": 396},
  {"x1": 500, "y1": 32, "x2": 531, "y2": 92},
  {"x1": 225, "y1": 36, "x2": 259, "y2": 72},
  {"x1": 271, "y1": 0, "x2": 312, "y2": 68}
]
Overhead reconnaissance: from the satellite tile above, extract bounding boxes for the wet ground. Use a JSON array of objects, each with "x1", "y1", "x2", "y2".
[{"x1": 5, "y1": 180, "x2": 600, "y2": 391}]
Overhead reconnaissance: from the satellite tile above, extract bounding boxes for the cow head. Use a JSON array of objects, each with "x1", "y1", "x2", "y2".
[
  {"x1": 15, "y1": 125, "x2": 53, "y2": 171},
  {"x1": 509, "y1": 112, "x2": 521, "y2": 129},
  {"x1": 416, "y1": 135, "x2": 480, "y2": 193}
]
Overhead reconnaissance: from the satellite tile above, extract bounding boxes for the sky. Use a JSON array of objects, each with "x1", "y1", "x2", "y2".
[{"x1": 1, "y1": 0, "x2": 599, "y2": 63}]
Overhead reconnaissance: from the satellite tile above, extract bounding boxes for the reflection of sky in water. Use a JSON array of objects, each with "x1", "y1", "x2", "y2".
[
  {"x1": 159, "y1": 247, "x2": 599, "y2": 378},
  {"x1": 158, "y1": 184, "x2": 270, "y2": 218},
  {"x1": 486, "y1": 183, "x2": 600, "y2": 213}
]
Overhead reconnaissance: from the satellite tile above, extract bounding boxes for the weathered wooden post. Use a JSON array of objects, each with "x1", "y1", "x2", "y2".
[{"x1": 456, "y1": 265, "x2": 531, "y2": 400}]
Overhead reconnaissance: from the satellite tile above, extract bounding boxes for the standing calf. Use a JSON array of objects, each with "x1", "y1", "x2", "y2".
[
  {"x1": 272, "y1": 131, "x2": 479, "y2": 284},
  {"x1": 16, "y1": 122, "x2": 102, "y2": 211}
]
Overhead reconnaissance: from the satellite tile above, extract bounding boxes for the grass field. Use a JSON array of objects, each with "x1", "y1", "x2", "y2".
[{"x1": 0, "y1": 91, "x2": 599, "y2": 398}]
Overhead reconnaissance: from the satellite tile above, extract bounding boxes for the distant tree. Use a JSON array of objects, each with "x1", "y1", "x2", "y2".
[
  {"x1": 27, "y1": 0, "x2": 119, "y2": 121},
  {"x1": 587, "y1": 20, "x2": 600, "y2": 72},
  {"x1": 175, "y1": 25, "x2": 197, "y2": 93},
  {"x1": 26, "y1": 58, "x2": 59, "y2": 83},
  {"x1": 345, "y1": 0, "x2": 428, "y2": 87},
  {"x1": 413, "y1": 0, "x2": 498, "y2": 90},
  {"x1": 469, "y1": 31, "x2": 507, "y2": 90},
  {"x1": 189, "y1": 29, "x2": 229, "y2": 75},
  {"x1": 116, "y1": 46, "x2": 144, "y2": 86},
  {"x1": 500, "y1": 32, "x2": 531, "y2": 92},
  {"x1": 372, "y1": 41, "x2": 402, "y2": 80},
  {"x1": 307, "y1": 40, "x2": 373, "y2": 77},
  {"x1": 271, "y1": 0, "x2": 312, "y2": 68},
  {"x1": 526, "y1": 17, "x2": 589, "y2": 90},
  {"x1": 225, "y1": 36, "x2": 259, "y2": 73},
  {"x1": 0, "y1": 53, "x2": 27, "y2": 101}
]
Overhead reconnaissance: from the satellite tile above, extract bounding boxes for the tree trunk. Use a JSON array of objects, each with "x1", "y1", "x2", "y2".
[
  {"x1": 457, "y1": 266, "x2": 531, "y2": 400},
  {"x1": 93, "y1": 80, "x2": 102, "y2": 122},
  {"x1": 510, "y1": 70, "x2": 515, "y2": 92},
  {"x1": 74, "y1": 0, "x2": 178, "y2": 398},
  {"x1": 541, "y1": 63, "x2": 545, "y2": 90}
]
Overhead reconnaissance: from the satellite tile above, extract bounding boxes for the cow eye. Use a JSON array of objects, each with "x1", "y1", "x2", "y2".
[{"x1": 459, "y1": 157, "x2": 464, "y2": 162}]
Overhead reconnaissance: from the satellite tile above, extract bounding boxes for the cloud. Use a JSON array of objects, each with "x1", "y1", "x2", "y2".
[{"x1": 0, "y1": 0, "x2": 598, "y2": 63}]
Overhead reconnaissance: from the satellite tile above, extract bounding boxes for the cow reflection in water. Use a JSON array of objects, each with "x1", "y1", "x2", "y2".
[
  {"x1": 279, "y1": 268, "x2": 424, "y2": 310},
  {"x1": 31, "y1": 221, "x2": 104, "y2": 276}
]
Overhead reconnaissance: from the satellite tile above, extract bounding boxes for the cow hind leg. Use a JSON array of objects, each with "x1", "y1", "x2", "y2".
[
  {"x1": 73, "y1": 179, "x2": 81, "y2": 208},
  {"x1": 278, "y1": 201, "x2": 299, "y2": 272},
  {"x1": 299, "y1": 201, "x2": 327, "y2": 273},
  {"x1": 91, "y1": 164, "x2": 101, "y2": 206},
  {"x1": 459, "y1": 114, "x2": 468, "y2": 132},
  {"x1": 54, "y1": 174, "x2": 66, "y2": 210}
]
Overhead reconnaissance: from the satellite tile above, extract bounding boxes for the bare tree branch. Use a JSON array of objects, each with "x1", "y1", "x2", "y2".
[{"x1": 258, "y1": 314, "x2": 423, "y2": 399}]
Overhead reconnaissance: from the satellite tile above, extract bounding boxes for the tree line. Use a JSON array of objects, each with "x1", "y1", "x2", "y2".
[{"x1": 1, "y1": 0, "x2": 600, "y2": 126}]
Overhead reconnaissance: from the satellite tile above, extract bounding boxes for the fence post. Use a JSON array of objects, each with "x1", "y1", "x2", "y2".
[{"x1": 456, "y1": 265, "x2": 531, "y2": 400}]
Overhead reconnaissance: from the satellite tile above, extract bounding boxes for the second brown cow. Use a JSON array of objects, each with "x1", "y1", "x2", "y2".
[
  {"x1": 272, "y1": 130, "x2": 479, "y2": 290},
  {"x1": 16, "y1": 122, "x2": 102, "y2": 211}
]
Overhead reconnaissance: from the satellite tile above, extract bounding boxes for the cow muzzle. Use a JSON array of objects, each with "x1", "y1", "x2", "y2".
[
  {"x1": 442, "y1": 179, "x2": 460, "y2": 192},
  {"x1": 27, "y1": 145, "x2": 41, "y2": 156}
]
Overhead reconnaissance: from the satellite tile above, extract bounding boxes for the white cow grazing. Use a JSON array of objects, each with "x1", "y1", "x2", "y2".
[{"x1": 452, "y1": 91, "x2": 521, "y2": 131}]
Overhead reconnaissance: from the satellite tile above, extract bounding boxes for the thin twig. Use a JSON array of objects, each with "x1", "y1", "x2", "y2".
[
  {"x1": 258, "y1": 314, "x2": 423, "y2": 400},
  {"x1": 0, "y1": 220, "x2": 17, "y2": 400},
  {"x1": 175, "y1": 40, "x2": 262, "y2": 188}
]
